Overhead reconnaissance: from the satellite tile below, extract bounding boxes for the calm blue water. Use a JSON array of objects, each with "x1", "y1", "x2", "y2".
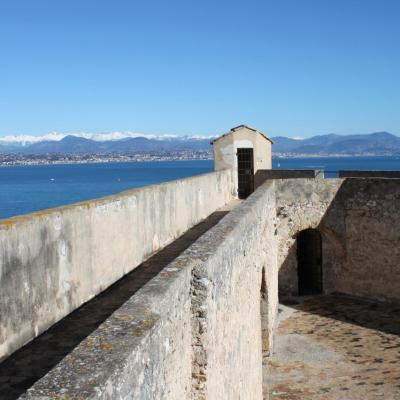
[
  {"x1": 1, "y1": 157, "x2": 399, "y2": 219},
  {"x1": 0, "y1": 160, "x2": 213, "y2": 219}
]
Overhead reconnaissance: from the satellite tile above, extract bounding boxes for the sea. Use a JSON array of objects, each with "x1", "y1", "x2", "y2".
[{"x1": 0, "y1": 156, "x2": 399, "y2": 220}]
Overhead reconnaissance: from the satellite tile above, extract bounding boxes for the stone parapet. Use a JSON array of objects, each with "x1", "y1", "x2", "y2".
[{"x1": 0, "y1": 169, "x2": 236, "y2": 362}]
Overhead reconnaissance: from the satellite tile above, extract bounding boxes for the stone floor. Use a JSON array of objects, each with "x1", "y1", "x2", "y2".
[
  {"x1": 265, "y1": 295, "x2": 400, "y2": 400},
  {"x1": 0, "y1": 205, "x2": 237, "y2": 400}
]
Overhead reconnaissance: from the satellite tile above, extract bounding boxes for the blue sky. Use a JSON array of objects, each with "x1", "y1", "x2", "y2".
[{"x1": 0, "y1": 0, "x2": 399, "y2": 138}]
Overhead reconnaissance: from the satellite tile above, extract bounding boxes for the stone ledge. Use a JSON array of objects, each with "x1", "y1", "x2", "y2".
[{"x1": 339, "y1": 170, "x2": 400, "y2": 178}]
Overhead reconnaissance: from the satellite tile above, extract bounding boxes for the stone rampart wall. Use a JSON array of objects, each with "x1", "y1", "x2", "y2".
[
  {"x1": 0, "y1": 169, "x2": 236, "y2": 361},
  {"x1": 22, "y1": 251, "x2": 194, "y2": 399},
  {"x1": 3, "y1": 170, "x2": 399, "y2": 399},
  {"x1": 275, "y1": 178, "x2": 343, "y2": 295},
  {"x1": 21, "y1": 181, "x2": 279, "y2": 399},
  {"x1": 328, "y1": 178, "x2": 400, "y2": 301},
  {"x1": 254, "y1": 169, "x2": 323, "y2": 189},
  {"x1": 275, "y1": 178, "x2": 400, "y2": 302},
  {"x1": 190, "y1": 181, "x2": 278, "y2": 399}
]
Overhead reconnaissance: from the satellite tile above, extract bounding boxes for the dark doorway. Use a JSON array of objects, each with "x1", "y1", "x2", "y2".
[
  {"x1": 260, "y1": 267, "x2": 269, "y2": 356},
  {"x1": 297, "y1": 229, "x2": 322, "y2": 295},
  {"x1": 237, "y1": 148, "x2": 254, "y2": 199}
]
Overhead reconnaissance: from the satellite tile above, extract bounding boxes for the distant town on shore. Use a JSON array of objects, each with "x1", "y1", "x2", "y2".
[{"x1": 1, "y1": 131, "x2": 399, "y2": 166}]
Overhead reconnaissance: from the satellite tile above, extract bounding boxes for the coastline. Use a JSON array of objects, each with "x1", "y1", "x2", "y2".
[
  {"x1": 0, "y1": 154, "x2": 213, "y2": 167},
  {"x1": 1, "y1": 153, "x2": 399, "y2": 167}
]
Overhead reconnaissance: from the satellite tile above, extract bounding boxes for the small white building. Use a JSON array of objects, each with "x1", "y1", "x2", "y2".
[{"x1": 211, "y1": 125, "x2": 273, "y2": 198}]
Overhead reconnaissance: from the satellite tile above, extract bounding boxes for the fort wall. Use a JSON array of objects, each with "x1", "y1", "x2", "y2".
[
  {"x1": 190, "y1": 180, "x2": 277, "y2": 399},
  {"x1": 21, "y1": 181, "x2": 278, "y2": 400},
  {"x1": 276, "y1": 178, "x2": 400, "y2": 302},
  {"x1": 0, "y1": 169, "x2": 236, "y2": 361},
  {"x1": 275, "y1": 178, "x2": 343, "y2": 295},
  {"x1": 1, "y1": 167, "x2": 399, "y2": 398},
  {"x1": 254, "y1": 169, "x2": 324, "y2": 189},
  {"x1": 326, "y1": 178, "x2": 400, "y2": 301}
]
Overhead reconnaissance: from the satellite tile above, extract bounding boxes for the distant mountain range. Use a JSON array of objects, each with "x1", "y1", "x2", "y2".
[
  {"x1": 1, "y1": 131, "x2": 400, "y2": 156},
  {"x1": 272, "y1": 132, "x2": 400, "y2": 156},
  {"x1": 0, "y1": 135, "x2": 212, "y2": 154}
]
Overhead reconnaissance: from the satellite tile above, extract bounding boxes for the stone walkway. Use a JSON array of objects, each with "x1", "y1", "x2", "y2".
[
  {"x1": 0, "y1": 205, "x2": 237, "y2": 400},
  {"x1": 265, "y1": 295, "x2": 400, "y2": 400}
]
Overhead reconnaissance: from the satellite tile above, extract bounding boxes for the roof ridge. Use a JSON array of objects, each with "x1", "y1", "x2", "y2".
[{"x1": 211, "y1": 125, "x2": 273, "y2": 144}]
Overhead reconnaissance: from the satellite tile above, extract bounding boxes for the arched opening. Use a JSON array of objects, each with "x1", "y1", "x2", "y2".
[
  {"x1": 260, "y1": 267, "x2": 269, "y2": 356},
  {"x1": 297, "y1": 228, "x2": 322, "y2": 295}
]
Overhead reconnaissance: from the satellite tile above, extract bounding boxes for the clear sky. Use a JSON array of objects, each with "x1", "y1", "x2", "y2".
[{"x1": 0, "y1": 0, "x2": 399, "y2": 138}]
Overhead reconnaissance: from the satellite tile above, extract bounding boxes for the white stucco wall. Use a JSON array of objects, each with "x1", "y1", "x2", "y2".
[{"x1": 213, "y1": 126, "x2": 272, "y2": 172}]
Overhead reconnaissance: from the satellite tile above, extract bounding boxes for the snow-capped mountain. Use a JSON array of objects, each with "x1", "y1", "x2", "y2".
[
  {"x1": 1, "y1": 131, "x2": 400, "y2": 155},
  {"x1": 0, "y1": 132, "x2": 215, "y2": 154},
  {"x1": 0, "y1": 131, "x2": 214, "y2": 145}
]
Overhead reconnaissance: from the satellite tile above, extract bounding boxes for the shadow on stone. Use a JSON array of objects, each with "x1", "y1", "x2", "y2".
[
  {"x1": 0, "y1": 211, "x2": 229, "y2": 400},
  {"x1": 288, "y1": 294, "x2": 400, "y2": 337}
]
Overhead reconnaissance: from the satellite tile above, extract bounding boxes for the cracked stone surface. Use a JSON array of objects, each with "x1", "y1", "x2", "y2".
[{"x1": 265, "y1": 295, "x2": 400, "y2": 400}]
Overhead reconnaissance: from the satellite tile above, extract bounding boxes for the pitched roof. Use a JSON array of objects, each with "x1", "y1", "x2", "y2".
[{"x1": 211, "y1": 124, "x2": 273, "y2": 144}]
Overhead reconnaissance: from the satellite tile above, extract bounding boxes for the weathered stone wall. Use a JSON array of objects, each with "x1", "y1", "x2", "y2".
[
  {"x1": 21, "y1": 253, "x2": 194, "y2": 399},
  {"x1": 275, "y1": 178, "x2": 343, "y2": 296},
  {"x1": 275, "y1": 178, "x2": 400, "y2": 302},
  {"x1": 327, "y1": 179, "x2": 400, "y2": 301},
  {"x1": 0, "y1": 169, "x2": 236, "y2": 361},
  {"x1": 190, "y1": 181, "x2": 278, "y2": 399},
  {"x1": 21, "y1": 181, "x2": 279, "y2": 399},
  {"x1": 254, "y1": 169, "x2": 323, "y2": 189},
  {"x1": 4, "y1": 169, "x2": 399, "y2": 398}
]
